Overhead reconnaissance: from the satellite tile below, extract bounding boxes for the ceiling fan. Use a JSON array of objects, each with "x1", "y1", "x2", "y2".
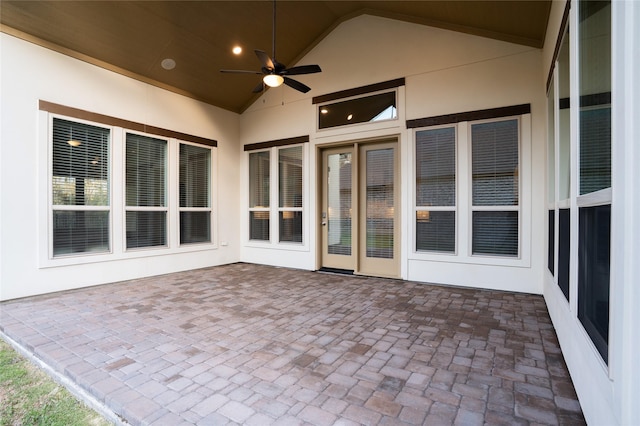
[{"x1": 220, "y1": 0, "x2": 322, "y2": 94}]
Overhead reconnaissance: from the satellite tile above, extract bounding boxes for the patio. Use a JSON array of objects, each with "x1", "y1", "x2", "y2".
[{"x1": 0, "y1": 263, "x2": 584, "y2": 425}]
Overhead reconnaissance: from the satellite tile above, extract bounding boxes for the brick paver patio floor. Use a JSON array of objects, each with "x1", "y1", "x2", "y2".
[{"x1": 0, "y1": 263, "x2": 584, "y2": 425}]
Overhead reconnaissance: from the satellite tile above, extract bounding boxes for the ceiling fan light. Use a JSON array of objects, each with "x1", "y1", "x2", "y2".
[{"x1": 263, "y1": 74, "x2": 284, "y2": 88}]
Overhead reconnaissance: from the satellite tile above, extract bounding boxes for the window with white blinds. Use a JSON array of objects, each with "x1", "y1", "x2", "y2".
[
  {"x1": 179, "y1": 143, "x2": 211, "y2": 244},
  {"x1": 415, "y1": 126, "x2": 456, "y2": 253},
  {"x1": 249, "y1": 151, "x2": 270, "y2": 241},
  {"x1": 471, "y1": 119, "x2": 519, "y2": 257},
  {"x1": 125, "y1": 133, "x2": 167, "y2": 249},
  {"x1": 279, "y1": 146, "x2": 303, "y2": 243},
  {"x1": 52, "y1": 118, "x2": 110, "y2": 256}
]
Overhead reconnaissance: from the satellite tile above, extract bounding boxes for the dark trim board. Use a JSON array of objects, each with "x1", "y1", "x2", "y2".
[
  {"x1": 312, "y1": 78, "x2": 405, "y2": 105},
  {"x1": 406, "y1": 104, "x2": 531, "y2": 128},
  {"x1": 546, "y1": 0, "x2": 571, "y2": 93},
  {"x1": 244, "y1": 135, "x2": 310, "y2": 151},
  {"x1": 39, "y1": 100, "x2": 217, "y2": 147}
]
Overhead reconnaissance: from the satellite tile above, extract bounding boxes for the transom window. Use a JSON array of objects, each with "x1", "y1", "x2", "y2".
[{"x1": 318, "y1": 91, "x2": 397, "y2": 129}]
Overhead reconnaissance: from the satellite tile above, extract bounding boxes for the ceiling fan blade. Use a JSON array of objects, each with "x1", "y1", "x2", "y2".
[
  {"x1": 282, "y1": 64, "x2": 322, "y2": 76},
  {"x1": 252, "y1": 81, "x2": 265, "y2": 93},
  {"x1": 283, "y1": 77, "x2": 311, "y2": 93},
  {"x1": 220, "y1": 69, "x2": 262, "y2": 75},
  {"x1": 255, "y1": 50, "x2": 275, "y2": 71}
]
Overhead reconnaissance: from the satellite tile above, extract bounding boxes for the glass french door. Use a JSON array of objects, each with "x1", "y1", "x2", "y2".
[
  {"x1": 322, "y1": 147, "x2": 355, "y2": 270},
  {"x1": 320, "y1": 141, "x2": 399, "y2": 277}
]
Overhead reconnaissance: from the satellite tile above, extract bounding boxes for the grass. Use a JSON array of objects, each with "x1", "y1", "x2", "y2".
[{"x1": 0, "y1": 338, "x2": 111, "y2": 426}]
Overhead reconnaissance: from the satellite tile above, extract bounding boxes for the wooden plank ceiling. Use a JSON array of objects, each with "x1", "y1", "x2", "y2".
[{"x1": 1, "y1": 1, "x2": 551, "y2": 113}]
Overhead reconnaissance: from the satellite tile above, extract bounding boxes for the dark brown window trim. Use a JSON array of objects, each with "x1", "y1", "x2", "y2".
[
  {"x1": 558, "y1": 92, "x2": 611, "y2": 110},
  {"x1": 39, "y1": 100, "x2": 217, "y2": 147},
  {"x1": 312, "y1": 78, "x2": 405, "y2": 105},
  {"x1": 406, "y1": 104, "x2": 531, "y2": 129},
  {"x1": 580, "y1": 92, "x2": 611, "y2": 108},
  {"x1": 244, "y1": 135, "x2": 309, "y2": 152},
  {"x1": 547, "y1": 0, "x2": 571, "y2": 93}
]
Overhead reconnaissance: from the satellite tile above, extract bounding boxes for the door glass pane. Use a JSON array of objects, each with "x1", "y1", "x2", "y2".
[
  {"x1": 366, "y1": 148, "x2": 394, "y2": 259},
  {"x1": 327, "y1": 153, "x2": 352, "y2": 255}
]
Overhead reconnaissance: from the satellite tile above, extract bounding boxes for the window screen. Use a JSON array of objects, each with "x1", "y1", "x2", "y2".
[
  {"x1": 126, "y1": 133, "x2": 167, "y2": 248},
  {"x1": 548, "y1": 210, "x2": 555, "y2": 275},
  {"x1": 471, "y1": 119, "x2": 519, "y2": 257},
  {"x1": 415, "y1": 127, "x2": 456, "y2": 253},
  {"x1": 180, "y1": 143, "x2": 211, "y2": 244},
  {"x1": 52, "y1": 118, "x2": 110, "y2": 256},
  {"x1": 279, "y1": 146, "x2": 303, "y2": 243},
  {"x1": 578, "y1": 204, "x2": 610, "y2": 364},
  {"x1": 558, "y1": 208, "x2": 570, "y2": 301}
]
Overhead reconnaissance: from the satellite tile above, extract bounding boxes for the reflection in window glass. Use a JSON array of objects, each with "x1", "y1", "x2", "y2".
[
  {"x1": 327, "y1": 153, "x2": 352, "y2": 255},
  {"x1": 579, "y1": 0, "x2": 611, "y2": 195}
]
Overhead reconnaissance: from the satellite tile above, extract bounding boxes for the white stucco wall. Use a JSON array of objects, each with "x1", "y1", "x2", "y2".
[
  {"x1": 240, "y1": 15, "x2": 546, "y2": 294},
  {"x1": 0, "y1": 33, "x2": 241, "y2": 301}
]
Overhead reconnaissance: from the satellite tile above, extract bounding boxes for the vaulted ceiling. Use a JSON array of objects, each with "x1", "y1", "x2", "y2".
[{"x1": 1, "y1": 1, "x2": 551, "y2": 114}]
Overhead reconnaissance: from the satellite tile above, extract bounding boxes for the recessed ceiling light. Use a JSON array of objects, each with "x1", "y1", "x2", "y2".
[
  {"x1": 347, "y1": 114, "x2": 353, "y2": 121},
  {"x1": 161, "y1": 58, "x2": 176, "y2": 70},
  {"x1": 232, "y1": 46, "x2": 242, "y2": 55},
  {"x1": 320, "y1": 108, "x2": 329, "y2": 114}
]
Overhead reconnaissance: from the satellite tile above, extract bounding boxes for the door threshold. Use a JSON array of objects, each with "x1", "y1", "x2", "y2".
[{"x1": 317, "y1": 267, "x2": 354, "y2": 275}]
